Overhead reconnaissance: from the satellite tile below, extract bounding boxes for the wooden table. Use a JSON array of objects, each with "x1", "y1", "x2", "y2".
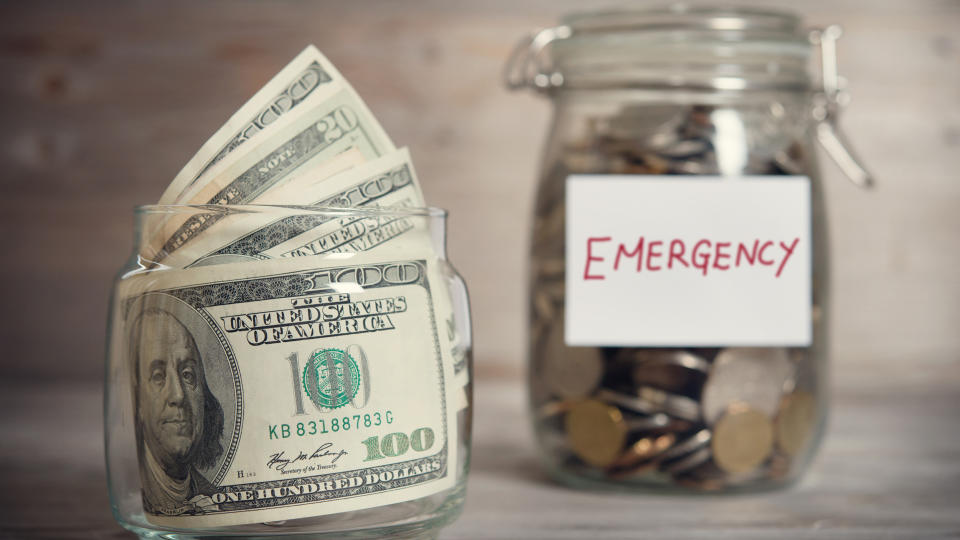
[{"x1": 1, "y1": 375, "x2": 957, "y2": 539}]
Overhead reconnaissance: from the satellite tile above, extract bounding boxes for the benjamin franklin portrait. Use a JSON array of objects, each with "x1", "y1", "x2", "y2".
[{"x1": 131, "y1": 307, "x2": 225, "y2": 515}]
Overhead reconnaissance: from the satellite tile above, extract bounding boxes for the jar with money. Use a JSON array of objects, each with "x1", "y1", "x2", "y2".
[
  {"x1": 104, "y1": 205, "x2": 472, "y2": 538},
  {"x1": 506, "y1": 6, "x2": 871, "y2": 491}
]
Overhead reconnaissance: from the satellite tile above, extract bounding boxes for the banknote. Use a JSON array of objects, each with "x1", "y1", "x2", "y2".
[
  {"x1": 256, "y1": 148, "x2": 426, "y2": 260},
  {"x1": 157, "y1": 148, "x2": 426, "y2": 269},
  {"x1": 156, "y1": 145, "x2": 474, "y2": 390},
  {"x1": 111, "y1": 253, "x2": 458, "y2": 526},
  {"x1": 158, "y1": 46, "x2": 346, "y2": 205},
  {"x1": 146, "y1": 81, "x2": 395, "y2": 264}
]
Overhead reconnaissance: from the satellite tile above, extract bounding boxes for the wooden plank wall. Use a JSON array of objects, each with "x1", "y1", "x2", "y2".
[{"x1": 0, "y1": 0, "x2": 957, "y2": 383}]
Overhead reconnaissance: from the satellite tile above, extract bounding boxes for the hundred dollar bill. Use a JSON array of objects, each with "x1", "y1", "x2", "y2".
[
  {"x1": 158, "y1": 148, "x2": 426, "y2": 269},
  {"x1": 257, "y1": 148, "x2": 426, "y2": 260},
  {"x1": 158, "y1": 45, "x2": 346, "y2": 205},
  {"x1": 110, "y1": 253, "x2": 458, "y2": 526},
  {"x1": 147, "y1": 79, "x2": 395, "y2": 263}
]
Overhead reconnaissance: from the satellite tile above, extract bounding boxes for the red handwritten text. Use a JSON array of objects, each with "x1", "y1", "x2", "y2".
[{"x1": 584, "y1": 236, "x2": 801, "y2": 280}]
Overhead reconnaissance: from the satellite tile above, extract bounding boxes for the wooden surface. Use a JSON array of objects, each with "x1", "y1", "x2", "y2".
[
  {"x1": 1, "y1": 366, "x2": 958, "y2": 539},
  {"x1": 0, "y1": 0, "x2": 958, "y2": 382}
]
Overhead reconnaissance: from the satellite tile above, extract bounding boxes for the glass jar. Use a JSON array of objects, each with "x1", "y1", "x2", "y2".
[
  {"x1": 506, "y1": 6, "x2": 871, "y2": 492},
  {"x1": 105, "y1": 205, "x2": 472, "y2": 538}
]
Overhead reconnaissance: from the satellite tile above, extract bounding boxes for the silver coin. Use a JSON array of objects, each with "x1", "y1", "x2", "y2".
[
  {"x1": 625, "y1": 412, "x2": 674, "y2": 432},
  {"x1": 656, "y1": 137, "x2": 712, "y2": 160},
  {"x1": 637, "y1": 386, "x2": 701, "y2": 422},
  {"x1": 596, "y1": 387, "x2": 701, "y2": 423},
  {"x1": 701, "y1": 347, "x2": 795, "y2": 426},
  {"x1": 658, "y1": 429, "x2": 712, "y2": 462},
  {"x1": 627, "y1": 349, "x2": 711, "y2": 392},
  {"x1": 623, "y1": 349, "x2": 711, "y2": 373},
  {"x1": 662, "y1": 446, "x2": 712, "y2": 475}
]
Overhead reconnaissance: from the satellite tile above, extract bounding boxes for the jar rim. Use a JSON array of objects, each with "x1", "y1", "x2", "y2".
[
  {"x1": 560, "y1": 5, "x2": 804, "y2": 36},
  {"x1": 133, "y1": 204, "x2": 449, "y2": 218}
]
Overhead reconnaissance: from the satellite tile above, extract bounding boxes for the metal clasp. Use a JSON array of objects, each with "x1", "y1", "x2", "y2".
[
  {"x1": 503, "y1": 25, "x2": 571, "y2": 92},
  {"x1": 810, "y1": 25, "x2": 874, "y2": 188}
]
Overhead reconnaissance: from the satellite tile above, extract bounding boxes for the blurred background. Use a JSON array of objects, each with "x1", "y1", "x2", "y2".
[
  {"x1": 1, "y1": 0, "x2": 957, "y2": 386},
  {"x1": 0, "y1": 0, "x2": 957, "y2": 537}
]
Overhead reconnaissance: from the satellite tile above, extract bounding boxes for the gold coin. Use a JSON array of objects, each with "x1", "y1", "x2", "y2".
[
  {"x1": 711, "y1": 404, "x2": 774, "y2": 475},
  {"x1": 565, "y1": 400, "x2": 627, "y2": 467},
  {"x1": 775, "y1": 390, "x2": 816, "y2": 456},
  {"x1": 610, "y1": 433, "x2": 676, "y2": 470}
]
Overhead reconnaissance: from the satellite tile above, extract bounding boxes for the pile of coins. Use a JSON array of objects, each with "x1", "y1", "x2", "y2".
[
  {"x1": 529, "y1": 102, "x2": 823, "y2": 491},
  {"x1": 532, "y1": 339, "x2": 820, "y2": 490}
]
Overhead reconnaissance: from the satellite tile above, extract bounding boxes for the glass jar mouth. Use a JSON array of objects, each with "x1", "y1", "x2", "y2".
[
  {"x1": 134, "y1": 204, "x2": 449, "y2": 219},
  {"x1": 510, "y1": 5, "x2": 814, "y2": 93}
]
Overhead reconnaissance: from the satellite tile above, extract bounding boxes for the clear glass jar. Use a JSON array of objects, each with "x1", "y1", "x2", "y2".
[
  {"x1": 506, "y1": 6, "x2": 870, "y2": 492},
  {"x1": 105, "y1": 205, "x2": 472, "y2": 538}
]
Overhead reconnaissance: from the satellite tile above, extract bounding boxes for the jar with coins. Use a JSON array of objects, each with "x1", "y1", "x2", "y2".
[{"x1": 505, "y1": 6, "x2": 871, "y2": 491}]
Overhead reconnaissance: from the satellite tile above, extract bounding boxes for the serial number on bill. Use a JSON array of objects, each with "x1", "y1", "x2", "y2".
[{"x1": 268, "y1": 411, "x2": 395, "y2": 440}]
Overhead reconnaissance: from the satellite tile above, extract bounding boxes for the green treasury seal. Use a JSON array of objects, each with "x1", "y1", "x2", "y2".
[{"x1": 302, "y1": 348, "x2": 362, "y2": 409}]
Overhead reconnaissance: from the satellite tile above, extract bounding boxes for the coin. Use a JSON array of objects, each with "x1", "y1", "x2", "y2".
[
  {"x1": 662, "y1": 446, "x2": 712, "y2": 475},
  {"x1": 540, "y1": 323, "x2": 603, "y2": 399},
  {"x1": 606, "y1": 432, "x2": 677, "y2": 480},
  {"x1": 711, "y1": 403, "x2": 774, "y2": 475},
  {"x1": 658, "y1": 428, "x2": 711, "y2": 463},
  {"x1": 657, "y1": 138, "x2": 712, "y2": 161},
  {"x1": 596, "y1": 387, "x2": 701, "y2": 423},
  {"x1": 637, "y1": 386, "x2": 701, "y2": 422},
  {"x1": 608, "y1": 104, "x2": 686, "y2": 141},
  {"x1": 701, "y1": 347, "x2": 795, "y2": 425},
  {"x1": 628, "y1": 349, "x2": 710, "y2": 395},
  {"x1": 610, "y1": 432, "x2": 677, "y2": 469},
  {"x1": 640, "y1": 414, "x2": 696, "y2": 434},
  {"x1": 565, "y1": 400, "x2": 627, "y2": 467},
  {"x1": 775, "y1": 390, "x2": 817, "y2": 456}
]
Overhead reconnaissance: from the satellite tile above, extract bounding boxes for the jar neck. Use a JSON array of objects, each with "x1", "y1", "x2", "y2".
[
  {"x1": 551, "y1": 34, "x2": 811, "y2": 94},
  {"x1": 511, "y1": 6, "x2": 812, "y2": 94}
]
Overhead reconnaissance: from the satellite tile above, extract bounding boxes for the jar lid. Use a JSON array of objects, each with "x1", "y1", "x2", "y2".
[
  {"x1": 508, "y1": 5, "x2": 813, "y2": 92},
  {"x1": 504, "y1": 5, "x2": 875, "y2": 187}
]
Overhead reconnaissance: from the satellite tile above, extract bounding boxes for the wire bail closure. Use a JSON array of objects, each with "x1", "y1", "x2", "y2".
[
  {"x1": 504, "y1": 22, "x2": 874, "y2": 188},
  {"x1": 503, "y1": 25, "x2": 570, "y2": 91},
  {"x1": 809, "y1": 25, "x2": 874, "y2": 188}
]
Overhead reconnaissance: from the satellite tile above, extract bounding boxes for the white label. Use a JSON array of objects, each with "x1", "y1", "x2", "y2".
[{"x1": 565, "y1": 175, "x2": 811, "y2": 347}]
